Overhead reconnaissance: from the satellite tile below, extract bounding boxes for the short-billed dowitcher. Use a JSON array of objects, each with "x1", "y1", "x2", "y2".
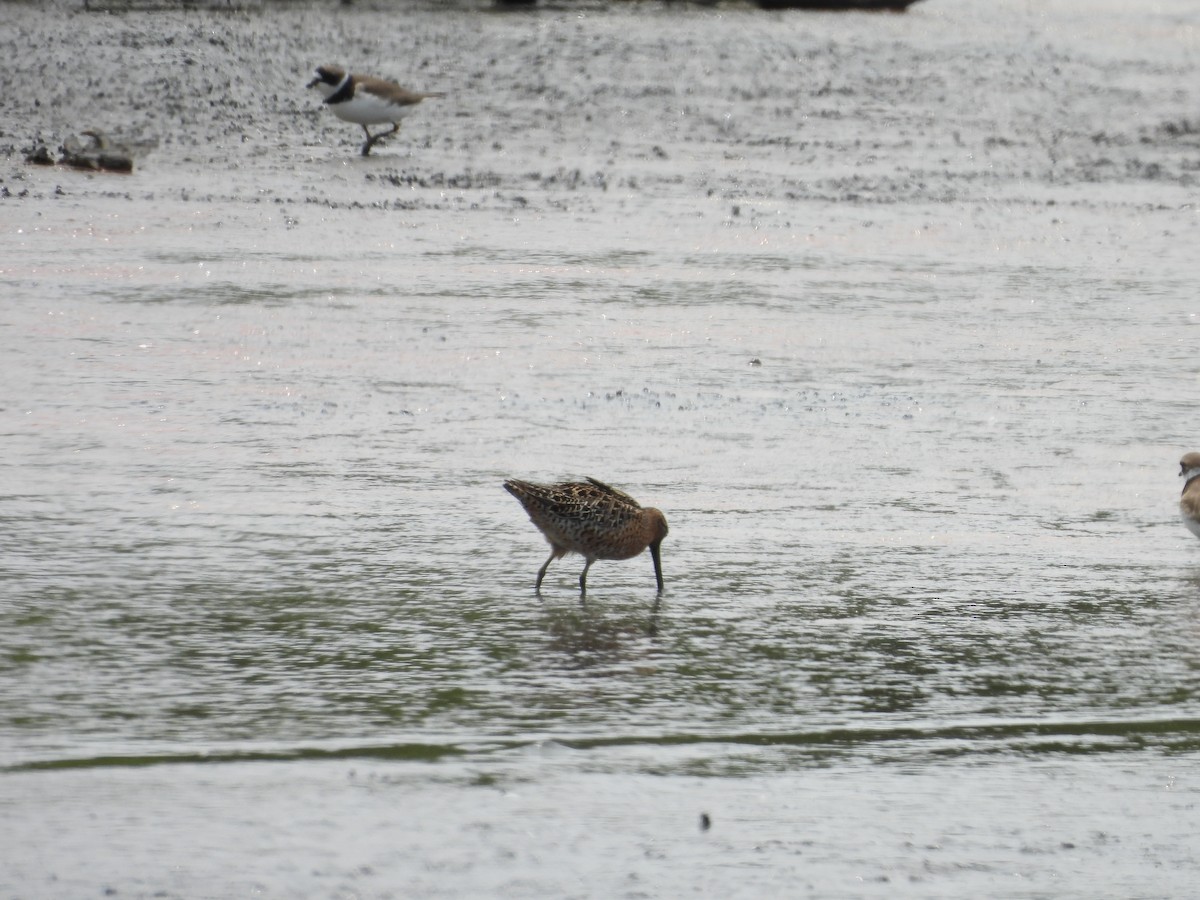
[
  {"x1": 503, "y1": 477, "x2": 668, "y2": 594},
  {"x1": 1180, "y1": 452, "x2": 1200, "y2": 539}
]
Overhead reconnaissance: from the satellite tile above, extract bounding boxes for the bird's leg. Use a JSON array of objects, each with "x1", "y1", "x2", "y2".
[
  {"x1": 578, "y1": 558, "x2": 594, "y2": 595},
  {"x1": 360, "y1": 125, "x2": 376, "y2": 157},
  {"x1": 360, "y1": 123, "x2": 401, "y2": 157},
  {"x1": 535, "y1": 548, "x2": 557, "y2": 593}
]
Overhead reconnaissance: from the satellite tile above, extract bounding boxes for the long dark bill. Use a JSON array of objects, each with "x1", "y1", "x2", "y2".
[{"x1": 650, "y1": 542, "x2": 664, "y2": 593}]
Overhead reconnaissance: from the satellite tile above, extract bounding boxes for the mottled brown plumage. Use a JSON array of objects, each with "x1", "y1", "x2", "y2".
[
  {"x1": 1180, "y1": 452, "x2": 1200, "y2": 540},
  {"x1": 503, "y1": 477, "x2": 668, "y2": 594}
]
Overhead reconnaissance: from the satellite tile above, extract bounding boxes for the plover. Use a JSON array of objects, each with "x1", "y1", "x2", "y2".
[
  {"x1": 307, "y1": 64, "x2": 444, "y2": 157},
  {"x1": 1180, "y1": 452, "x2": 1200, "y2": 539},
  {"x1": 503, "y1": 477, "x2": 668, "y2": 594}
]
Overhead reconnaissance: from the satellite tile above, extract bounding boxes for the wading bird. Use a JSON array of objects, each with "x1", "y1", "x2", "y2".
[{"x1": 503, "y1": 477, "x2": 668, "y2": 594}]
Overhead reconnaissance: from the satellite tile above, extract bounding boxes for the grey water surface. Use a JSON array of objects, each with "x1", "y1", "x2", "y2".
[{"x1": 2, "y1": 0, "x2": 1200, "y2": 897}]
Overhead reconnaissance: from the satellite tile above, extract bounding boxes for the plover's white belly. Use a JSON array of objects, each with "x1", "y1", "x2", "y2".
[
  {"x1": 1181, "y1": 510, "x2": 1200, "y2": 539},
  {"x1": 329, "y1": 93, "x2": 416, "y2": 126}
]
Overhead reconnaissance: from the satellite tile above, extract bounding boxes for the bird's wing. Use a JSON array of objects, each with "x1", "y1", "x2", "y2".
[{"x1": 584, "y1": 477, "x2": 641, "y2": 508}]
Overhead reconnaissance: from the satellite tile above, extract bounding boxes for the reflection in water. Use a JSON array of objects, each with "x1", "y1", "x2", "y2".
[{"x1": 540, "y1": 595, "x2": 664, "y2": 662}]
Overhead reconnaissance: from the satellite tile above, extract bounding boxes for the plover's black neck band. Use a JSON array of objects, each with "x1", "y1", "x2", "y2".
[{"x1": 325, "y1": 72, "x2": 354, "y2": 105}]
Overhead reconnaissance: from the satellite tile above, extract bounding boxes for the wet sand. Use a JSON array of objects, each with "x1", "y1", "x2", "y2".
[{"x1": 3, "y1": 0, "x2": 1200, "y2": 897}]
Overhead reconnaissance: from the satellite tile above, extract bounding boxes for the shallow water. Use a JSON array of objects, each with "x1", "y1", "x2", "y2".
[{"x1": 2, "y1": 0, "x2": 1200, "y2": 896}]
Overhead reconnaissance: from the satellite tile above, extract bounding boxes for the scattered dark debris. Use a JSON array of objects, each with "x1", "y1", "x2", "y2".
[
  {"x1": 25, "y1": 144, "x2": 54, "y2": 166},
  {"x1": 1159, "y1": 119, "x2": 1199, "y2": 139}
]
